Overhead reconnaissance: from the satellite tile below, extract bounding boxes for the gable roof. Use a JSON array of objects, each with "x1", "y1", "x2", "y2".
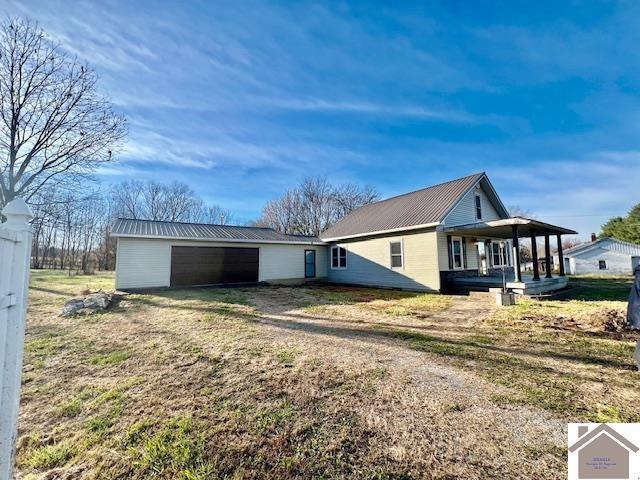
[
  {"x1": 564, "y1": 237, "x2": 640, "y2": 256},
  {"x1": 321, "y1": 172, "x2": 507, "y2": 241},
  {"x1": 569, "y1": 424, "x2": 639, "y2": 453},
  {"x1": 110, "y1": 218, "x2": 325, "y2": 245}
]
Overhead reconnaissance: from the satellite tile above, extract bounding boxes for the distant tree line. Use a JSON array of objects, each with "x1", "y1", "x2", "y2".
[
  {"x1": 29, "y1": 176, "x2": 376, "y2": 273},
  {"x1": 30, "y1": 181, "x2": 232, "y2": 273},
  {"x1": 601, "y1": 203, "x2": 640, "y2": 244}
]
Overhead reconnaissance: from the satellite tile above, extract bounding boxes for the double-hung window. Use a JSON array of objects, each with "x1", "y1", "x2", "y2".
[
  {"x1": 475, "y1": 194, "x2": 482, "y2": 220},
  {"x1": 390, "y1": 241, "x2": 403, "y2": 268},
  {"x1": 331, "y1": 246, "x2": 347, "y2": 269},
  {"x1": 491, "y1": 241, "x2": 508, "y2": 267},
  {"x1": 452, "y1": 237, "x2": 463, "y2": 269},
  {"x1": 599, "y1": 260, "x2": 607, "y2": 270}
]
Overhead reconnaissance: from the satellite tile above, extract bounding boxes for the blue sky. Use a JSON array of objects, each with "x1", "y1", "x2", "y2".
[{"x1": 7, "y1": 0, "x2": 640, "y2": 238}]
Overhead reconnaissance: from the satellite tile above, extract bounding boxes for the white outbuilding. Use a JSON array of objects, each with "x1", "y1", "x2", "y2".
[{"x1": 558, "y1": 237, "x2": 640, "y2": 275}]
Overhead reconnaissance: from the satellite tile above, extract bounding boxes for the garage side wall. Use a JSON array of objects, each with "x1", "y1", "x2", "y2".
[
  {"x1": 327, "y1": 229, "x2": 440, "y2": 291},
  {"x1": 115, "y1": 238, "x2": 327, "y2": 290}
]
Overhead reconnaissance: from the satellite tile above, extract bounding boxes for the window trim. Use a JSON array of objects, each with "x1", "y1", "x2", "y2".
[
  {"x1": 389, "y1": 240, "x2": 404, "y2": 269},
  {"x1": 474, "y1": 193, "x2": 482, "y2": 220},
  {"x1": 490, "y1": 241, "x2": 509, "y2": 267},
  {"x1": 331, "y1": 246, "x2": 347, "y2": 270},
  {"x1": 598, "y1": 259, "x2": 607, "y2": 270},
  {"x1": 452, "y1": 236, "x2": 464, "y2": 270}
]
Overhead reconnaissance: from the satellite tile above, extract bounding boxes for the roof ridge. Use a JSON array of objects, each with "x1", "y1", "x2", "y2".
[{"x1": 116, "y1": 217, "x2": 275, "y2": 231}]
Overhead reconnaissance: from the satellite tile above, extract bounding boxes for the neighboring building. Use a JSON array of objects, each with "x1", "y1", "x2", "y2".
[
  {"x1": 111, "y1": 172, "x2": 576, "y2": 293},
  {"x1": 556, "y1": 237, "x2": 640, "y2": 275}
]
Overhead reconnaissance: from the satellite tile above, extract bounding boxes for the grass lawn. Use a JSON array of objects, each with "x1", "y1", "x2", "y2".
[{"x1": 17, "y1": 270, "x2": 637, "y2": 479}]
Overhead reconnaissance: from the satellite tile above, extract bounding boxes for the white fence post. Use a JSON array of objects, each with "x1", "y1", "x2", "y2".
[{"x1": 0, "y1": 198, "x2": 33, "y2": 480}]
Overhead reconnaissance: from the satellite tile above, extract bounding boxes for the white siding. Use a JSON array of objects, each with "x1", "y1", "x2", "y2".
[
  {"x1": 443, "y1": 184, "x2": 502, "y2": 226},
  {"x1": 115, "y1": 238, "x2": 327, "y2": 290},
  {"x1": 570, "y1": 247, "x2": 634, "y2": 275},
  {"x1": 327, "y1": 229, "x2": 441, "y2": 291}
]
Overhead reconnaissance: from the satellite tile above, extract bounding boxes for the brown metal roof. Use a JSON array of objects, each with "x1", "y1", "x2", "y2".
[
  {"x1": 110, "y1": 218, "x2": 324, "y2": 244},
  {"x1": 321, "y1": 172, "x2": 486, "y2": 240}
]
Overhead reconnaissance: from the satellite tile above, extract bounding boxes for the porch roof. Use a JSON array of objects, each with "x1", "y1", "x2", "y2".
[{"x1": 441, "y1": 216, "x2": 577, "y2": 238}]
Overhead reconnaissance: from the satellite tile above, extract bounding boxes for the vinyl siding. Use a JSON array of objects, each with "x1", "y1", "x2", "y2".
[
  {"x1": 115, "y1": 238, "x2": 327, "y2": 289},
  {"x1": 436, "y1": 232, "x2": 479, "y2": 271},
  {"x1": 443, "y1": 185, "x2": 502, "y2": 226},
  {"x1": 569, "y1": 247, "x2": 635, "y2": 275},
  {"x1": 327, "y1": 230, "x2": 440, "y2": 291}
]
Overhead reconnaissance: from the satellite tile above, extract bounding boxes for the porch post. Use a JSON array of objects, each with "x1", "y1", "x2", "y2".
[
  {"x1": 530, "y1": 230, "x2": 540, "y2": 281},
  {"x1": 556, "y1": 234, "x2": 565, "y2": 276},
  {"x1": 544, "y1": 234, "x2": 552, "y2": 278},
  {"x1": 511, "y1": 225, "x2": 521, "y2": 282}
]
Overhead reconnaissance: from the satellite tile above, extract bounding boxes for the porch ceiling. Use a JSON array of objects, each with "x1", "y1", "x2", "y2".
[{"x1": 442, "y1": 216, "x2": 577, "y2": 238}]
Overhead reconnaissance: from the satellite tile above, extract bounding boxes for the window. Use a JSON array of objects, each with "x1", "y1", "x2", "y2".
[
  {"x1": 491, "y1": 241, "x2": 507, "y2": 267},
  {"x1": 475, "y1": 194, "x2": 482, "y2": 220},
  {"x1": 390, "y1": 241, "x2": 403, "y2": 268},
  {"x1": 331, "y1": 246, "x2": 347, "y2": 269},
  {"x1": 452, "y1": 237, "x2": 463, "y2": 269},
  {"x1": 599, "y1": 260, "x2": 607, "y2": 270}
]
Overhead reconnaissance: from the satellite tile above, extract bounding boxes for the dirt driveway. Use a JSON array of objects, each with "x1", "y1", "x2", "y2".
[{"x1": 18, "y1": 272, "x2": 636, "y2": 479}]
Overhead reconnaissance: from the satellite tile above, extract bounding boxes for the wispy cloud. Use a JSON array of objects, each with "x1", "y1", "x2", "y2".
[
  {"x1": 5, "y1": 0, "x2": 640, "y2": 231},
  {"x1": 258, "y1": 98, "x2": 475, "y2": 122}
]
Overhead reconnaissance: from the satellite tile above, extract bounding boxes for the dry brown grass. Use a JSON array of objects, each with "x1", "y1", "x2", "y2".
[{"x1": 16, "y1": 271, "x2": 638, "y2": 479}]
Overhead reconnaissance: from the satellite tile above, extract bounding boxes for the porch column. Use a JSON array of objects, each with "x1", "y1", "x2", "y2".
[
  {"x1": 511, "y1": 225, "x2": 521, "y2": 282},
  {"x1": 530, "y1": 230, "x2": 540, "y2": 281},
  {"x1": 557, "y1": 234, "x2": 565, "y2": 276},
  {"x1": 544, "y1": 234, "x2": 553, "y2": 278}
]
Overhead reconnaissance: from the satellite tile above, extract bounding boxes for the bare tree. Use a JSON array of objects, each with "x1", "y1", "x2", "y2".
[
  {"x1": 112, "y1": 179, "x2": 232, "y2": 224},
  {"x1": 508, "y1": 205, "x2": 534, "y2": 218},
  {"x1": 256, "y1": 176, "x2": 379, "y2": 236},
  {"x1": 0, "y1": 18, "x2": 126, "y2": 208}
]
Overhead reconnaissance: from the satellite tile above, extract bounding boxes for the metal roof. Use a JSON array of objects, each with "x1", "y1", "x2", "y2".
[
  {"x1": 564, "y1": 236, "x2": 640, "y2": 256},
  {"x1": 442, "y1": 217, "x2": 578, "y2": 237},
  {"x1": 110, "y1": 218, "x2": 325, "y2": 244},
  {"x1": 321, "y1": 172, "x2": 487, "y2": 240}
]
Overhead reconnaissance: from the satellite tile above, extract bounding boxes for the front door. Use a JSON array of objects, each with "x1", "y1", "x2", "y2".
[{"x1": 305, "y1": 250, "x2": 316, "y2": 278}]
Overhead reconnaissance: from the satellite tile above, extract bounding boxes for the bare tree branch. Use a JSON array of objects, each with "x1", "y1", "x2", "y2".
[{"x1": 0, "y1": 17, "x2": 127, "y2": 208}]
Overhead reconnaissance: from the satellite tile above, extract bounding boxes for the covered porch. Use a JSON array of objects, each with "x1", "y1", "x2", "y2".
[{"x1": 442, "y1": 217, "x2": 577, "y2": 294}]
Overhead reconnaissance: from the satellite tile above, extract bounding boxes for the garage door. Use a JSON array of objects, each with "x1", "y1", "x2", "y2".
[{"x1": 170, "y1": 246, "x2": 259, "y2": 287}]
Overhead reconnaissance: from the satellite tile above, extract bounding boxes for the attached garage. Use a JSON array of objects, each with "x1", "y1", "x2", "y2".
[{"x1": 111, "y1": 219, "x2": 327, "y2": 290}]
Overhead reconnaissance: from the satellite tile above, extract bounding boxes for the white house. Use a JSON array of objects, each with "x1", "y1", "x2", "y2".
[
  {"x1": 557, "y1": 237, "x2": 640, "y2": 275},
  {"x1": 111, "y1": 172, "x2": 577, "y2": 294}
]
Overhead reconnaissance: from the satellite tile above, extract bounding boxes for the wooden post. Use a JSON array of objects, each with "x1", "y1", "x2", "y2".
[
  {"x1": 511, "y1": 225, "x2": 521, "y2": 282},
  {"x1": 556, "y1": 234, "x2": 565, "y2": 277},
  {"x1": 0, "y1": 198, "x2": 33, "y2": 479},
  {"x1": 530, "y1": 230, "x2": 540, "y2": 281},
  {"x1": 544, "y1": 234, "x2": 552, "y2": 278}
]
